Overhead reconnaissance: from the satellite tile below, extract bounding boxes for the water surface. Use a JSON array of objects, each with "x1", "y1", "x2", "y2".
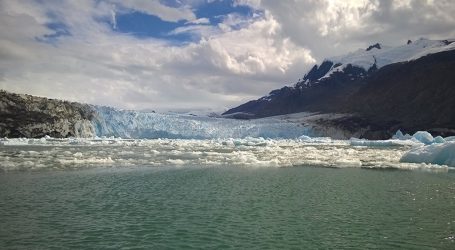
[{"x1": 1, "y1": 167, "x2": 454, "y2": 249}]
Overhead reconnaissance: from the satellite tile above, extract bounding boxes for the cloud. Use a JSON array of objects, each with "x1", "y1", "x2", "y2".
[
  {"x1": 1, "y1": 0, "x2": 455, "y2": 112},
  {"x1": 244, "y1": 0, "x2": 455, "y2": 58},
  {"x1": 110, "y1": 8, "x2": 117, "y2": 29},
  {"x1": 0, "y1": 0, "x2": 314, "y2": 111},
  {"x1": 186, "y1": 17, "x2": 210, "y2": 25}
]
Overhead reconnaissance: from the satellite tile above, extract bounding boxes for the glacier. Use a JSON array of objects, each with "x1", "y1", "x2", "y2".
[
  {"x1": 90, "y1": 106, "x2": 315, "y2": 139},
  {"x1": 1, "y1": 105, "x2": 454, "y2": 171}
]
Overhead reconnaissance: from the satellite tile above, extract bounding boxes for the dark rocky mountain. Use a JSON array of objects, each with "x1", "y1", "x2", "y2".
[
  {"x1": 223, "y1": 40, "x2": 455, "y2": 138},
  {"x1": 0, "y1": 91, "x2": 96, "y2": 138}
]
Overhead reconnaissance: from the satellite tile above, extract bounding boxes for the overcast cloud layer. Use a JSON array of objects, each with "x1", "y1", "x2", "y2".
[{"x1": 1, "y1": 0, "x2": 455, "y2": 112}]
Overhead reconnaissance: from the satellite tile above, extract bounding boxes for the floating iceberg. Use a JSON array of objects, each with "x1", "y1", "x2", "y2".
[
  {"x1": 411, "y1": 131, "x2": 436, "y2": 145},
  {"x1": 392, "y1": 130, "x2": 447, "y2": 145},
  {"x1": 350, "y1": 138, "x2": 418, "y2": 147},
  {"x1": 400, "y1": 142, "x2": 455, "y2": 167},
  {"x1": 1, "y1": 136, "x2": 443, "y2": 171},
  {"x1": 350, "y1": 130, "x2": 455, "y2": 168}
]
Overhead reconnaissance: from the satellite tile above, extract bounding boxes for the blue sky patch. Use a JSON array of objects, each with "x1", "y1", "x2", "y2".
[
  {"x1": 195, "y1": 0, "x2": 252, "y2": 25},
  {"x1": 115, "y1": 11, "x2": 189, "y2": 39},
  {"x1": 110, "y1": 0, "x2": 256, "y2": 43}
]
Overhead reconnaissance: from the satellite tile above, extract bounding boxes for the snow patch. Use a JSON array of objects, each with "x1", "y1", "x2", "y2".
[{"x1": 321, "y1": 38, "x2": 455, "y2": 80}]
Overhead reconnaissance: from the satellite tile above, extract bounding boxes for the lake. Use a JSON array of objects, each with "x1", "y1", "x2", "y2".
[{"x1": 1, "y1": 165, "x2": 454, "y2": 249}]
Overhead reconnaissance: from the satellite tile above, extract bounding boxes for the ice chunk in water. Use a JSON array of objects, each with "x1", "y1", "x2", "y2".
[
  {"x1": 393, "y1": 130, "x2": 445, "y2": 145},
  {"x1": 433, "y1": 136, "x2": 446, "y2": 144},
  {"x1": 392, "y1": 130, "x2": 412, "y2": 140},
  {"x1": 400, "y1": 142, "x2": 455, "y2": 167},
  {"x1": 412, "y1": 131, "x2": 434, "y2": 145}
]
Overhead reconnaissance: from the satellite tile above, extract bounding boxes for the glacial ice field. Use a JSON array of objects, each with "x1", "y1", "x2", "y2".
[
  {"x1": 1, "y1": 133, "x2": 454, "y2": 172},
  {"x1": 1, "y1": 109, "x2": 455, "y2": 171},
  {"x1": 90, "y1": 107, "x2": 316, "y2": 139}
]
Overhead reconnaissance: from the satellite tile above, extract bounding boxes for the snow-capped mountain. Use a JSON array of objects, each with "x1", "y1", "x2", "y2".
[
  {"x1": 298, "y1": 38, "x2": 455, "y2": 86},
  {"x1": 223, "y1": 39, "x2": 455, "y2": 138},
  {"x1": 2, "y1": 39, "x2": 455, "y2": 140},
  {"x1": 329, "y1": 39, "x2": 453, "y2": 71}
]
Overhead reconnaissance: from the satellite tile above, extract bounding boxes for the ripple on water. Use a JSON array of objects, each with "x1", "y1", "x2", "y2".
[{"x1": 0, "y1": 167, "x2": 454, "y2": 248}]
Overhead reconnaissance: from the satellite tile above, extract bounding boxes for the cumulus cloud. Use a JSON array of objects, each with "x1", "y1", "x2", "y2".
[
  {"x1": 186, "y1": 17, "x2": 211, "y2": 25},
  {"x1": 244, "y1": 0, "x2": 455, "y2": 58},
  {"x1": 1, "y1": 0, "x2": 454, "y2": 111},
  {"x1": 0, "y1": 0, "x2": 314, "y2": 111}
]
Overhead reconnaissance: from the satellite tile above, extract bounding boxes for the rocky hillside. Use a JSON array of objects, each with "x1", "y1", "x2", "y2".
[
  {"x1": 342, "y1": 49, "x2": 455, "y2": 136},
  {"x1": 223, "y1": 39, "x2": 455, "y2": 138},
  {"x1": 0, "y1": 91, "x2": 96, "y2": 138}
]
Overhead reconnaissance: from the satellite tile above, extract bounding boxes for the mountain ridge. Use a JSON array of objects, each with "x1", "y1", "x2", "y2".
[{"x1": 223, "y1": 39, "x2": 455, "y2": 138}]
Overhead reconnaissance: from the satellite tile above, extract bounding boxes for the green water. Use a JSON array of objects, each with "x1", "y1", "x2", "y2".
[{"x1": 0, "y1": 167, "x2": 454, "y2": 249}]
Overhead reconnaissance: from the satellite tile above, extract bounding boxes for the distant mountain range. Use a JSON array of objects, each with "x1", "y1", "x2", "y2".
[{"x1": 223, "y1": 38, "x2": 455, "y2": 138}]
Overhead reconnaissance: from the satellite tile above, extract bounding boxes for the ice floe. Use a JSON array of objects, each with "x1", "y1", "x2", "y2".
[
  {"x1": 400, "y1": 142, "x2": 455, "y2": 167},
  {"x1": 1, "y1": 126, "x2": 454, "y2": 171},
  {"x1": 0, "y1": 135, "x2": 449, "y2": 172}
]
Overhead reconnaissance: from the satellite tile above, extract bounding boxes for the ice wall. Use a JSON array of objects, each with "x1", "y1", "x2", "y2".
[{"x1": 91, "y1": 107, "x2": 313, "y2": 139}]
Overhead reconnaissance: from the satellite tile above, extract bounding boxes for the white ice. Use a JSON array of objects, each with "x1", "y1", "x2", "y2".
[
  {"x1": 0, "y1": 135, "x2": 450, "y2": 172},
  {"x1": 1, "y1": 109, "x2": 454, "y2": 171},
  {"x1": 91, "y1": 106, "x2": 315, "y2": 139},
  {"x1": 400, "y1": 142, "x2": 455, "y2": 167},
  {"x1": 393, "y1": 130, "x2": 449, "y2": 145}
]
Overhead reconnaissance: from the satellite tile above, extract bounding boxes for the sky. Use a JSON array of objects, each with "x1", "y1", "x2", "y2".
[{"x1": 1, "y1": 0, "x2": 455, "y2": 112}]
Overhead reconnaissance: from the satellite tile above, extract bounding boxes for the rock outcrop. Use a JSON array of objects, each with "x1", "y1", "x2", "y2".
[{"x1": 0, "y1": 90, "x2": 96, "y2": 138}]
